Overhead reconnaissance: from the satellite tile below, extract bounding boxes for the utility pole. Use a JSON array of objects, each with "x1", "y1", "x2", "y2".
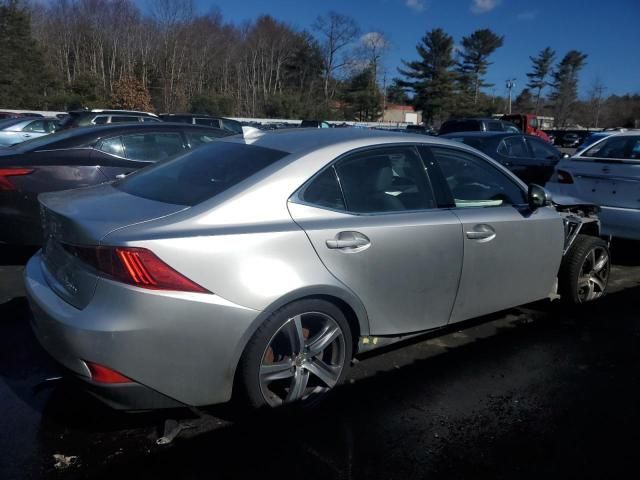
[{"x1": 505, "y1": 78, "x2": 516, "y2": 114}]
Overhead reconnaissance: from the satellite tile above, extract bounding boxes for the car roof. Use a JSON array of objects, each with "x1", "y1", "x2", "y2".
[
  {"x1": 68, "y1": 109, "x2": 158, "y2": 117},
  {"x1": 219, "y1": 127, "x2": 461, "y2": 155}
]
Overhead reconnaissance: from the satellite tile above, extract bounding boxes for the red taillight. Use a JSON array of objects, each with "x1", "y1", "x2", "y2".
[
  {"x1": 63, "y1": 244, "x2": 210, "y2": 294},
  {"x1": 0, "y1": 168, "x2": 33, "y2": 191},
  {"x1": 556, "y1": 169, "x2": 574, "y2": 184},
  {"x1": 85, "y1": 361, "x2": 132, "y2": 384}
]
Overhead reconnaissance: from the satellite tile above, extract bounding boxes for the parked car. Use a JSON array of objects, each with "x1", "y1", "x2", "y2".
[
  {"x1": 0, "y1": 123, "x2": 232, "y2": 245},
  {"x1": 58, "y1": 109, "x2": 161, "y2": 130},
  {"x1": 560, "y1": 132, "x2": 581, "y2": 148},
  {"x1": 300, "y1": 120, "x2": 331, "y2": 128},
  {"x1": 158, "y1": 114, "x2": 243, "y2": 135},
  {"x1": 575, "y1": 129, "x2": 631, "y2": 152},
  {"x1": 546, "y1": 131, "x2": 640, "y2": 240},
  {"x1": 25, "y1": 129, "x2": 608, "y2": 411},
  {"x1": 406, "y1": 124, "x2": 436, "y2": 135},
  {"x1": 439, "y1": 117, "x2": 520, "y2": 135},
  {"x1": 0, "y1": 117, "x2": 58, "y2": 147},
  {"x1": 440, "y1": 132, "x2": 565, "y2": 185}
]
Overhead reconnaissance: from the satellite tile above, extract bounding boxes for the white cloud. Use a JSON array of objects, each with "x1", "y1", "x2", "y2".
[
  {"x1": 406, "y1": 0, "x2": 425, "y2": 12},
  {"x1": 361, "y1": 31, "x2": 388, "y2": 49},
  {"x1": 470, "y1": 0, "x2": 501, "y2": 14},
  {"x1": 516, "y1": 10, "x2": 539, "y2": 21}
]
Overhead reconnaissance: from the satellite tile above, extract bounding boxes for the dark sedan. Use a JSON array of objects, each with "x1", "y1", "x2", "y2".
[
  {"x1": 0, "y1": 123, "x2": 232, "y2": 245},
  {"x1": 440, "y1": 132, "x2": 565, "y2": 185}
]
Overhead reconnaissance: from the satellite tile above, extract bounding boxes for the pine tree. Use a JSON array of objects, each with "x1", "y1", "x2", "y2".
[
  {"x1": 526, "y1": 47, "x2": 555, "y2": 115},
  {"x1": 398, "y1": 28, "x2": 456, "y2": 124},
  {"x1": 548, "y1": 50, "x2": 588, "y2": 127},
  {"x1": 456, "y1": 29, "x2": 504, "y2": 106},
  {"x1": 0, "y1": 2, "x2": 48, "y2": 108}
]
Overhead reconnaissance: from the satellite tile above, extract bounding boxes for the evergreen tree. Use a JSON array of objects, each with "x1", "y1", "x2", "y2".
[
  {"x1": 0, "y1": 2, "x2": 47, "y2": 108},
  {"x1": 456, "y1": 29, "x2": 504, "y2": 106},
  {"x1": 341, "y1": 68, "x2": 382, "y2": 121},
  {"x1": 398, "y1": 28, "x2": 456, "y2": 124},
  {"x1": 526, "y1": 47, "x2": 555, "y2": 115},
  {"x1": 386, "y1": 78, "x2": 409, "y2": 104},
  {"x1": 548, "y1": 50, "x2": 588, "y2": 126}
]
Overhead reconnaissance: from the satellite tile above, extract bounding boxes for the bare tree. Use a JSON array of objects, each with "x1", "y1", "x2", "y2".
[{"x1": 312, "y1": 11, "x2": 359, "y2": 102}]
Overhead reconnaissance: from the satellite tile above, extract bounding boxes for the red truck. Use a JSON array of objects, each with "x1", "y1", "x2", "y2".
[{"x1": 502, "y1": 114, "x2": 551, "y2": 143}]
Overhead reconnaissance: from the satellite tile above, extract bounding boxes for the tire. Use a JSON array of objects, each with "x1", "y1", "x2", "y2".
[
  {"x1": 237, "y1": 299, "x2": 353, "y2": 409},
  {"x1": 558, "y1": 234, "x2": 610, "y2": 304}
]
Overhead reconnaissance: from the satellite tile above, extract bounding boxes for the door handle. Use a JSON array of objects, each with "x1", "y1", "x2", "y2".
[
  {"x1": 466, "y1": 224, "x2": 496, "y2": 241},
  {"x1": 326, "y1": 231, "x2": 370, "y2": 250}
]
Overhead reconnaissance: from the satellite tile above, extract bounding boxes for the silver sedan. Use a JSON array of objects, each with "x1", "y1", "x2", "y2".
[
  {"x1": 25, "y1": 129, "x2": 609, "y2": 410},
  {"x1": 0, "y1": 117, "x2": 58, "y2": 147}
]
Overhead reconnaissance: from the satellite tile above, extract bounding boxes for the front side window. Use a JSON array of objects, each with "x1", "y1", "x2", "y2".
[
  {"x1": 497, "y1": 136, "x2": 529, "y2": 158},
  {"x1": 115, "y1": 142, "x2": 287, "y2": 206},
  {"x1": 528, "y1": 137, "x2": 559, "y2": 160},
  {"x1": 121, "y1": 133, "x2": 185, "y2": 162},
  {"x1": 487, "y1": 121, "x2": 504, "y2": 132},
  {"x1": 22, "y1": 120, "x2": 46, "y2": 133},
  {"x1": 581, "y1": 135, "x2": 640, "y2": 160},
  {"x1": 334, "y1": 146, "x2": 435, "y2": 213},
  {"x1": 299, "y1": 167, "x2": 345, "y2": 211},
  {"x1": 93, "y1": 116, "x2": 108, "y2": 125},
  {"x1": 98, "y1": 136, "x2": 125, "y2": 157},
  {"x1": 431, "y1": 147, "x2": 526, "y2": 208}
]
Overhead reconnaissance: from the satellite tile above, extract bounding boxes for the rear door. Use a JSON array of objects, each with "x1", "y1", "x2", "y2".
[
  {"x1": 567, "y1": 134, "x2": 640, "y2": 209},
  {"x1": 425, "y1": 145, "x2": 564, "y2": 323},
  {"x1": 289, "y1": 144, "x2": 463, "y2": 335}
]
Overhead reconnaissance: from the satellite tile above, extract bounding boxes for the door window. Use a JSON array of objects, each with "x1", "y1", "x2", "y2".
[
  {"x1": 186, "y1": 131, "x2": 226, "y2": 147},
  {"x1": 497, "y1": 136, "x2": 529, "y2": 158},
  {"x1": 299, "y1": 166, "x2": 345, "y2": 211},
  {"x1": 334, "y1": 146, "x2": 435, "y2": 213},
  {"x1": 195, "y1": 118, "x2": 219, "y2": 127},
  {"x1": 487, "y1": 121, "x2": 504, "y2": 131},
  {"x1": 110, "y1": 115, "x2": 139, "y2": 123},
  {"x1": 581, "y1": 135, "x2": 640, "y2": 160},
  {"x1": 22, "y1": 120, "x2": 46, "y2": 133},
  {"x1": 121, "y1": 132, "x2": 186, "y2": 162},
  {"x1": 93, "y1": 116, "x2": 108, "y2": 125},
  {"x1": 527, "y1": 137, "x2": 559, "y2": 160},
  {"x1": 97, "y1": 136, "x2": 125, "y2": 157},
  {"x1": 430, "y1": 147, "x2": 527, "y2": 208}
]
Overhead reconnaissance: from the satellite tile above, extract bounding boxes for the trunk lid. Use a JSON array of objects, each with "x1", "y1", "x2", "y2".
[{"x1": 39, "y1": 183, "x2": 187, "y2": 308}]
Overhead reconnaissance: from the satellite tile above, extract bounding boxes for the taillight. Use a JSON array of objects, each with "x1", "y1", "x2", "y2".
[
  {"x1": 0, "y1": 168, "x2": 33, "y2": 191},
  {"x1": 556, "y1": 169, "x2": 574, "y2": 184},
  {"x1": 63, "y1": 244, "x2": 210, "y2": 294},
  {"x1": 85, "y1": 361, "x2": 132, "y2": 384}
]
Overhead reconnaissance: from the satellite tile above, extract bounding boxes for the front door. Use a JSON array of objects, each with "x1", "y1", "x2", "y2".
[
  {"x1": 288, "y1": 145, "x2": 463, "y2": 336},
  {"x1": 425, "y1": 145, "x2": 564, "y2": 323}
]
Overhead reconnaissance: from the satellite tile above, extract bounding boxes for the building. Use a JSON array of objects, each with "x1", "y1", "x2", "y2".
[{"x1": 380, "y1": 103, "x2": 422, "y2": 125}]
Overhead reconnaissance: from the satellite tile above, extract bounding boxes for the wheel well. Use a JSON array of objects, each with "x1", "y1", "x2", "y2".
[
  {"x1": 580, "y1": 221, "x2": 600, "y2": 238},
  {"x1": 305, "y1": 294, "x2": 361, "y2": 353}
]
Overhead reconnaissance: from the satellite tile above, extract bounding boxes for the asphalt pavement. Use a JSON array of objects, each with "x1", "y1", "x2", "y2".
[{"x1": 1, "y1": 242, "x2": 639, "y2": 479}]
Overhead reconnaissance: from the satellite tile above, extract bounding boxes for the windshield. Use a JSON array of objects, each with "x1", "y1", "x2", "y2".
[{"x1": 115, "y1": 141, "x2": 288, "y2": 206}]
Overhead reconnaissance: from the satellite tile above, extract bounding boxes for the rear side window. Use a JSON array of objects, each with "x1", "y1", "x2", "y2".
[
  {"x1": 487, "y1": 121, "x2": 504, "y2": 132},
  {"x1": 115, "y1": 142, "x2": 287, "y2": 206},
  {"x1": 299, "y1": 167, "x2": 345, "y2": 211},
  {"x1": 98, "y1": 136, "x2": 125, "y2": 157},
  {"x1": 497, "y1": 136, "x2": 529, "y2": 157},
  {"x1": 110, "y1": 116, "x2": 139, "y2": 123},
  {"x1": 121, "y1": 133, "x2": 185, "y2": 162},
  {"x1": 22, "y1": 120, "x2": 47, "y2": 133},
  {"x1": 194, "y1": 118, "x2": 219, "y2": 127},
  {"x1": 334, "y1": 146, "x2": 435, "y2": 213},
  {"x1": 93, "y1": 116, "x2": 108, "y2": 125},
  {"x1": 581, "y1": 135, "x2": 640, "y2": 160},
  {"x1": 187, "y1": 130, "x2": 228, "y2": 147}
]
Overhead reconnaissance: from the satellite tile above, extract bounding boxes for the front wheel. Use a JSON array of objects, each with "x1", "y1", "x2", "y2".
[
  {"x1": 558, "y1": 234, "x2": 610, "y2": 304},
  {"x1": 238, "y1": 299, "x2": 353, "y2": 408}
]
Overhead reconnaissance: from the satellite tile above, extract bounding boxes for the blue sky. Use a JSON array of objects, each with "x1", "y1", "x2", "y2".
[{"x1": 158, "y1": 0, "x2": 639, "y2": 98}]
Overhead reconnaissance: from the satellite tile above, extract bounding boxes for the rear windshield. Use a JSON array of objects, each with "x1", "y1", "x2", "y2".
[{"x1": 115, "y1": 141, "x2": 288, "y2": 206}]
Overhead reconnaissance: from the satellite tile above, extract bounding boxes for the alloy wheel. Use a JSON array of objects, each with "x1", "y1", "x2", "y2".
[{"x1": 576, "y1": 246, "x2": 610, "y2": 302}]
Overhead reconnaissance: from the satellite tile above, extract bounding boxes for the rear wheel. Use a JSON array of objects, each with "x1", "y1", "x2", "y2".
[
  {"x1": 559, "y1": 234, "x2": 610, "y2": 304},
  {"x1": 238, "y1": 299, "x2": 352, "y2": 408}
]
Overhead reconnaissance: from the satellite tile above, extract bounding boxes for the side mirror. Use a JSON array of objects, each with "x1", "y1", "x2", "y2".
[{"x1": 528, "y1": 184, "x2": 552, "y2": 210}]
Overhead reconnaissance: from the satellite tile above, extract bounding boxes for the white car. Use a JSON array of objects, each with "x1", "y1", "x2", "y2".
[{"x1": 546, "y1": 131, "x2": 640, "y2": 240}]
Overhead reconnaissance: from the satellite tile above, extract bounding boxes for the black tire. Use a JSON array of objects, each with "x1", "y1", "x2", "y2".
[
  {"x1": 558, "y1": 234, "x2": 610, "y2": 304},
  {"x1": 237, "y1": 299, "x2": 353, "y2": 409}
]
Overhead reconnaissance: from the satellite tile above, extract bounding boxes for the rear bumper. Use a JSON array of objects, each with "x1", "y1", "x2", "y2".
[{"x1": 25, "y1": 253, "x2": 261, "y2": 409}]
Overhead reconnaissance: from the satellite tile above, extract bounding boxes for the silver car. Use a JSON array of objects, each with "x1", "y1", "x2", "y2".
[
  {"x1": 25, "y1": 129, "x2": 610, "y2": 410},
  {"x1": 0, "y1": 117, "x2": 58, "y2": 147}
]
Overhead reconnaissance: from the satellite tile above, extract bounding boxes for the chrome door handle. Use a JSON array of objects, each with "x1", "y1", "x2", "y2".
[
  {"x1": 466, "y1": 224, "x2": 496, "y2": 241},
  {"x1": 326, "y1": 231, "x2": 370, "y2": 250}
]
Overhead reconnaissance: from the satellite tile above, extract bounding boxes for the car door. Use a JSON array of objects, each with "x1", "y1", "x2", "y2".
[
  {"x1": 425, "y1": 145, "x2": 564, "y2": 323},
  {"x1": 566, "y1": 135, "x2": 640, "y2": 208},
  {"x1": 288, "y1": 145, "x2": 463, "y2": 335},
  {"x1": 20, "y1": 120, "x2": 50, "y2": 141}
]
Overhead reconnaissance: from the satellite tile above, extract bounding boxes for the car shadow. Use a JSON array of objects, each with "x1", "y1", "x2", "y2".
[
  {"x1": 4, "y1": 280, "x2": 634, "y2": 479},
  {"x1": 0, "y1": 245, "x2": 38, "y2": 266},
  {"x1": 610, "y1": 238, "x2": 640, "y2": 266}
]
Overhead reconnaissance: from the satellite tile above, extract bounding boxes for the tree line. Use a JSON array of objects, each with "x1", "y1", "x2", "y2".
[{"x1": 1, "y1": 0, "x2": 637, "y2": 127}]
